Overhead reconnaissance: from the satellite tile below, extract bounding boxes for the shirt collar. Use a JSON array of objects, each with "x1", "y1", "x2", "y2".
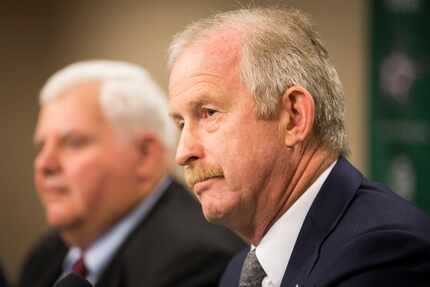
[
  {"x1": 255, "y1": 161, "x2": 336, "y2": 287},
  {"x1": 63, "y1": 176, "x2": 171, "y2": 285}
]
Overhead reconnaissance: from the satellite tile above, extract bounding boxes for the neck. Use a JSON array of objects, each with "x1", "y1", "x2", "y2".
[
  {"x1": 246, "y1": 142, "x2": 338, "y2": 246},
  {"x1": 61, "y1": 225, "x2": 100, "y2": 250}
]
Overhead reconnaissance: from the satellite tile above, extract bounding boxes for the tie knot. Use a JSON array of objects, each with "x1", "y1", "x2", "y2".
[
  {"x1": 239, "y1": 249, "x2": 266, "y2": 287},
  {"x1": 72, "y1": 256, "x2": 88, "y2": 278}
]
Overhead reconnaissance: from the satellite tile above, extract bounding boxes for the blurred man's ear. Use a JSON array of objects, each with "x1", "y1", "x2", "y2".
[
  {"x1": 278, "y1": 85, "x2": 315, "y2": 148},
  {"x1": 133, "y1": 133, "x2": 164, "y2": 180}
]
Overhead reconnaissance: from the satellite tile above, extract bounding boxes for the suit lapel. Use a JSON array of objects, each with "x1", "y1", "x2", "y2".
[
  {"x1": 39, "y1": 261, "x2": 63, "y2": 287},
  {"x1": 37, "y1": 240, "x2": 67, "y2": 287},
  {"x1": 281, "y1": 157, "x2": 362, "y2": 287},
  {"x1": 95, "y1": 261, "x2": 122, "y2": 287},
  {"x1": 220, "y1": 248, "x2": 249, "y2": 287}
]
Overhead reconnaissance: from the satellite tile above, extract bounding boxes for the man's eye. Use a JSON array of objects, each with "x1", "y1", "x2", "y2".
[
  {"x1": 202, "y1": 108, "x2": 217, "y2": 118},
  {"x1": 176, "y1": 120, "x2": 185, "y2": 130}
]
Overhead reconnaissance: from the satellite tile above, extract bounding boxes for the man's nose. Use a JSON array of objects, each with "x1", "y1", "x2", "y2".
[
  {"x1": 175, "y1": 126, "x2": 204, "y2": 166},
  {"x1": 34, "y1": 143, "x2": 61, "y2": 177}
]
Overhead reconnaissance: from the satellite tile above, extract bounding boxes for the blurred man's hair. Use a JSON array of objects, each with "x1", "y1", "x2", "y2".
[{"x1": 41, "y1": 60, "x2": 177, "y2": 158}]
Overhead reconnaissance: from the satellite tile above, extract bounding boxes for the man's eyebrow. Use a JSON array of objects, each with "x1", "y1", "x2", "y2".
[
  {"x1": 169, "y1": 112, "x2": 183, "y2": 120},
  {"x1": 193, "y1": 92, "x2": 224, "y2": 104},
  {"x1": 168, "y1": 92, "x2": 225, "y2": 118}
]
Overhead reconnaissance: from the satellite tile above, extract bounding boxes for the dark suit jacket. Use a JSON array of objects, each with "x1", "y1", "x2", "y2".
[
  {"x1": 18, "y1": 179, "x2": 244, "y2": 287},
  {"x1": 220, "y1": 157, "x2": 430, "y2": 287},
  {"x1": 0, "y1": 264, "x2": 8, "y2": 287}
]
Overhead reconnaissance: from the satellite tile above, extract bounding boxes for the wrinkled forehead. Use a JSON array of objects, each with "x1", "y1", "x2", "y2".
[
  {"x1": 194, "y1": 27, "x2": 244, "y2": 62},
  {"x1": 169, "y1": 28, "x2": 244, "y2": 89}
]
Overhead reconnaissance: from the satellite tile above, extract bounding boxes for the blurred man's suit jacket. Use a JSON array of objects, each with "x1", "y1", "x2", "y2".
[
  {"x1": 221, "y1": 157, "x2": 430, "y2": 287},
  {"x1": 18, "y1": 179, "x2": 244, "y2": 287},
  {"x1": 0, "y1": 264, "x2": 8, "y2": 287}
]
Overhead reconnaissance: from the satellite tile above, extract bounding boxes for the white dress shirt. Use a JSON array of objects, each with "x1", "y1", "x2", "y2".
[
  {"x1": 62, "y1": 177, "x2": 171, "y2": 285},
  {"x1": 255, "y1": 161, "x2": 336, "y2": 287}
]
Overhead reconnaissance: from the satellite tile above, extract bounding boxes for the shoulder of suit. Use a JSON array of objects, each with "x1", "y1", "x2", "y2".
[{"x1": 24, "y1": 230, "x2": 67, "y2": 260}]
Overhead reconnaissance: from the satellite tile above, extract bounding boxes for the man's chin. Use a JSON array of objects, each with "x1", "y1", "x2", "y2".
[
  {"x1": 201, "y1": 202, "x2": 229, "y2": 225},
  {"x1": 202, "y1": 212, "x2": 222, "y2": 224},
  {"x1": 46, "y1": 212, "x2": 79, "y2": 230}
]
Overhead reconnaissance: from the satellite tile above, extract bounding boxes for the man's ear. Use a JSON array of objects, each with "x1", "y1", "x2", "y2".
[
  {"x1": 279, "y1": 86, "x2": 315, "y2": 147},
  {"x1": 133, "y1": 133, "x2": 163, "y2": 180}
]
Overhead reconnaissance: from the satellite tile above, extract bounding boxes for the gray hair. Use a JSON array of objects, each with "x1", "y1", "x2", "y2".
[
  {"x1": 40, "y1": 60, "x2": 177, "y2": 155},
  {"x1": 168, "y1": 7, "x2": 348, "y2": 155}
]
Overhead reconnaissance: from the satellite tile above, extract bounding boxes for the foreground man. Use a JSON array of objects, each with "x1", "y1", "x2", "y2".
[
  {"x1": 19, "y1": 61, "x2": 243, "y2": 287},
  {"x1": 168, "y1": 7, "x2": 430, "y2": 287}
]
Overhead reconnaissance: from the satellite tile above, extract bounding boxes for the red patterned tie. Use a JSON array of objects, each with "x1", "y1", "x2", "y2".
[{"x1": 72, "y1": 256, "x2": 88, "y2": 278}]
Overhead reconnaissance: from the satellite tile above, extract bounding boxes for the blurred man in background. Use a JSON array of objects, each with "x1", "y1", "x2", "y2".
[
  {"x1": 18, "y1": 60, "x2": 243, "y2": 287},
  {"x1": 167, "y1": 7, "x2": 430, "y2": 287}
]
